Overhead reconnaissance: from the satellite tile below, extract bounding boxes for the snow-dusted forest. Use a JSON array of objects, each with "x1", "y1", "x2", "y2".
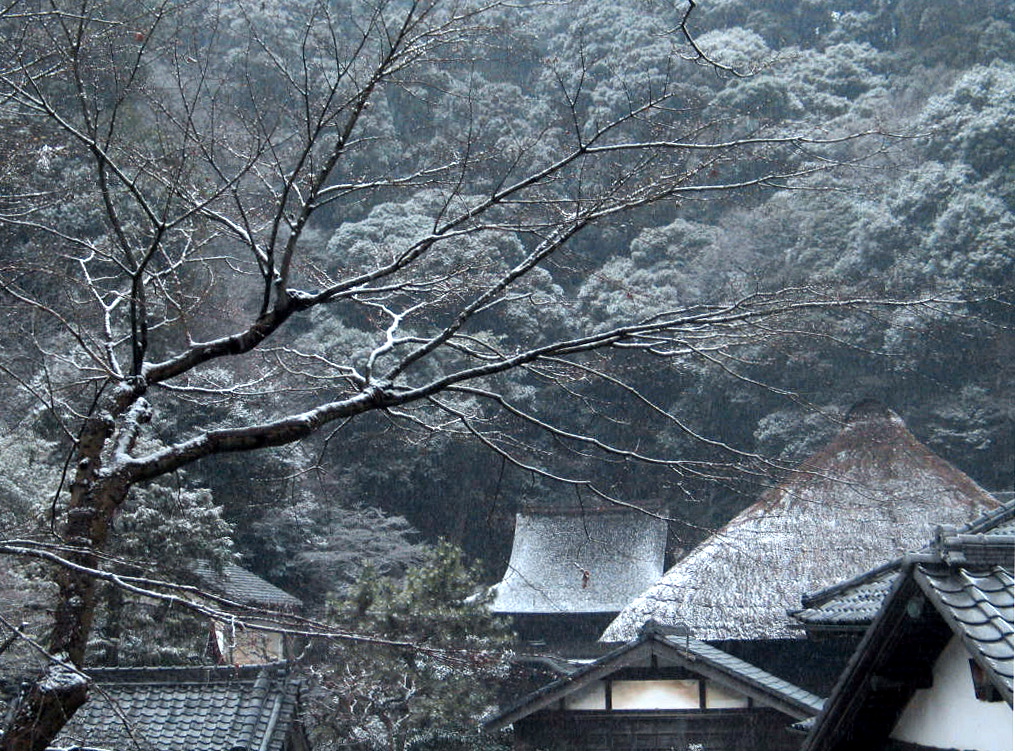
[{"x1": 0, "y1": 0, "x2": 1011, "y2": 748}]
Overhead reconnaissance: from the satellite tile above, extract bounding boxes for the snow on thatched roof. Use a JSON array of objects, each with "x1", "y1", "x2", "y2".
[
  {"x1": 602, "y1": 400, "x2": 1000, "y2": 642},
  {"x1": 490, "y1": 506, "x2": 667, "y2": 615}
]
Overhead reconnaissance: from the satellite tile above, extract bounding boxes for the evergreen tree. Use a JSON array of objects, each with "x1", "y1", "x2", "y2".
[{"x1": 305, "y1": 542, "x2": 512, "y2": 751}]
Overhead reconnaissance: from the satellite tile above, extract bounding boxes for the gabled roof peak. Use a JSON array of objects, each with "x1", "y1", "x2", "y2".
[
  {"x1": 484, "y1": 628, "x2": 824, "y2": 733},
  {"x1": 639, "y1": 619, "x2": 692, "y2": 639}
]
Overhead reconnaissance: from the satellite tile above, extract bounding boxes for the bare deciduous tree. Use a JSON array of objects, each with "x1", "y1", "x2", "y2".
[{"x1": 0, "y1": 0, "x2": 923, "y2": 748}]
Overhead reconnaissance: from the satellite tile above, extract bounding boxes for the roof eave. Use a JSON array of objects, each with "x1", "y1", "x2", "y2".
[
  {"x1": 912, "y1": 564, "x2": 1015, "y2": 707},
  {"x1": 789, "y1": 621, "x2": 873, "y2": 634},
  {"x1": 483, "y1": 632, "x2": 823, "y2": 733}
]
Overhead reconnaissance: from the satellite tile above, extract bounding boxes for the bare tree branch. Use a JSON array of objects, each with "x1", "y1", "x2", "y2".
[{"x1": 0, "y1": 1, "x2": 951, "y2": 747}]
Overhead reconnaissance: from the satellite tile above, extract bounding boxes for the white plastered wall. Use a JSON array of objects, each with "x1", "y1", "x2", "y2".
[
  {"x1": 891, "y1": 636, "x2": 1013, "y2": 751},
  {"x1": 561, "y1": 678, "x2": 750, "y2": 711}
]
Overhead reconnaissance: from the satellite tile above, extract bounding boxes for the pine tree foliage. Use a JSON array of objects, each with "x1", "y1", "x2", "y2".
[{"x1": 305, "y1": 541, "x2": 512, "y2": 751}]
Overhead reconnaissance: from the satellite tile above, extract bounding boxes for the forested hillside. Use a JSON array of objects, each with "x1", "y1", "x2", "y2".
[
  {"x1": 279, "y1": 0, "x2": 1014, "y2": 578},
  {"x1": 0, "y1": 0, "x2": 1011, "y2": 748},
  {"x1": 164, "y1": 0, "x2": 1013, "y2": 583}
]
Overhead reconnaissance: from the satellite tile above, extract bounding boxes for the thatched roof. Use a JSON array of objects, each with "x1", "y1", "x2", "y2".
[
  {"x1": 602, "y1": 401, "x2": 1000, "y2": 642},
  {"x1": 490, "y1": 507, "x2": 667, "y2": 615}
]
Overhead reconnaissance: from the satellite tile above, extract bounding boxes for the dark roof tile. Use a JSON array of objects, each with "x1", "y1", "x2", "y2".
[
  {"x1": 916, "y1": 561, "x2": 1014, "y2": 698},
  {"x1": 801, "y1": 542, "x2": 1013, "y2": 751},
  {"x1": 193, "y1": 563, "x2": 303, "y2": 610},
  {"x1": 675, "y1": 638, "x2": 825, "y2": 713},
  {"x1": 52, "y1": 664, "x2": 302, "y2": 751}
]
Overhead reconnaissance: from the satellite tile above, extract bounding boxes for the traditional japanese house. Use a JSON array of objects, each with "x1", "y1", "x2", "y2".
[
  {"x1": 193, "y1": 561, "x2": 303, "y2": 665},
  {"x1": 601, "y1": 401, "x2": 1000, "y2": 691},
  {"x1": 490, "y1": 505, "x2": 667, "y2": 653},
  {"x1": 484, "y1": 621, "x2": 824, "y2": 751},
  {"x1": 51, "y1": 663, "x2": 309, "y2": 751},
  {"x1": 801, "y1": 526, "x2": 1013, "y2": 751}
]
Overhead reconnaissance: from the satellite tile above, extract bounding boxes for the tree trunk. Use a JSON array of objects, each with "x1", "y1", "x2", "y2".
[
  {"x1": 51, "y1": 414, "x2": 117, "y2": 664},
  {"x1": 1, "y1": 665, "x2": 90, "y2": 751},
  {"x1": 99, "y1": 583, "x2": 124, "y2": 666},
  {"x1": 1, "y1": 415, "x2": 127, "y2": 751}
]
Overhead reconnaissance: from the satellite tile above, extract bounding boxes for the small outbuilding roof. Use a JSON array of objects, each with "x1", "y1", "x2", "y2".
[
  {"x1": 51, "y1": 663, "x2": 305, "y2": 751},
  {"x1": 602, "y1": 401, "x2": 1000, "y2": 641},
  {"x1": 490, "y1": 507, "x2": 667, "y2": 615},
  {"x1": 483, "y1": 622, "x2": 824, "y2": 733},
  {"x1": 193, "y1": 562, "x2": 303, "y2": 611}
]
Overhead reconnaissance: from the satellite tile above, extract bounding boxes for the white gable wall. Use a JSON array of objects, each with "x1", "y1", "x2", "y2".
[
  {"x1": 891, "y1": 637, "x2": 1013, "y2": 751},
  {"x1": 561, "y1": 677, "x2": 750, "y2": 711},
  {"x1": 612, "y1": 679, "x2": 699, "y2": 709},
  {"x1": 564, "y1": 681, "x2": 607, "y2": 710}
]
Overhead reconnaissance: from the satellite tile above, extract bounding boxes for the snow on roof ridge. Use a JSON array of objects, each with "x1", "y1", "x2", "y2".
[
  {"x1": 602, "y1": 404, "x2": 1000, "y2": 642},
  {"x1": 491, "y1": 507, "x2": 667, "y2": 615}
]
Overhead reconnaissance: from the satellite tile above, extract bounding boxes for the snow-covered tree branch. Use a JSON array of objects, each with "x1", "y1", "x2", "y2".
[{"x1": 1, "y1": 0, "x2": 1002, "y2": 748}]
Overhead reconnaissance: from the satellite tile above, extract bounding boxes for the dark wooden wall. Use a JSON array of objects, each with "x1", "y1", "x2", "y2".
[{"x1": 514, "y1": 708, "x2": 805, "y2": 751}]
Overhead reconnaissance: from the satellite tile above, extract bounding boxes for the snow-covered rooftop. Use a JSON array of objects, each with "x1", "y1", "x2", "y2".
[
  {"x1": 52, "y1": 664, "x2": 301, "y2": 751},
  {"x1": 490, "y1": 507, "x2": 667, "y2": 615},
  {"x1": 791, "y1": 498, "x2": 1015, "y2": 631},
  {"x1": 602, "y1": 400, "x2": 1001, "y2": 642},
  {"x1": 192, "y1": 561, "x2": 303, "y2": 611}
]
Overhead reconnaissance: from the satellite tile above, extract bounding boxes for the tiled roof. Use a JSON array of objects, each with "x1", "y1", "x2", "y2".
[
  {"x1": 484, "y1": 623, "x2": 824, "y2": 732},
  {"x1": 791, "y1": 563, "x2": 900, "y2": 629},
  {"x1": 670, "y1": 635, "x2": 825, "y2": 715},
  {"x1": 916, "y1": 559, "x2": 1014, "y2": 699},
  {"x1": 791, "y1": 499, "x2": 1015, "y2": 630},
  {"x1": 490, "y1": 508, "x2": 666, "y2": 614},
  {"x1": 52, "y1": 664, "x2": 302, "y2": 751},
  {"x1": 193, "y1": 562, "x2": 303, "y2": 611},
  {"x1": 801, "y1": 532, "x2": 1013, "y2": 750},
  {"x1": 603, "y1": 402, "x2": 1000, "y2": 642},
  {"x1": 978, "y1": 497, "x2": 1015, "y2": 535}
]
